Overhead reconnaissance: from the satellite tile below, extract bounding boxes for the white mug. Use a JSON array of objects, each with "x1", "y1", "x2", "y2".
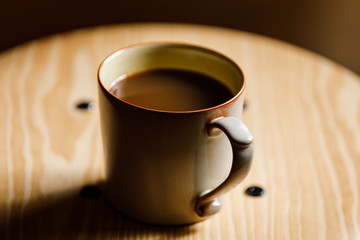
[{"x1": 97, "y1": 43, "x2": 254, "y2": 225}]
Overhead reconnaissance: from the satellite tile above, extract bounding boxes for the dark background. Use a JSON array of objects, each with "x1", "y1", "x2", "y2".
[{"x1": 1, "y1": 0, "x2": 359, "y2": 74}]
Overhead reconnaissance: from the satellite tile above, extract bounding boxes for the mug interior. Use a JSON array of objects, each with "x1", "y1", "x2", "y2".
[{"x1": 98, "y1": 43, "x2": 244, "y2": 108}]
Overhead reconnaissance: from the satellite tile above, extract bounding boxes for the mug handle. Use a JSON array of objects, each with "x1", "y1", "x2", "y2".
[{"x1": 195, "y1": 117, "x2": 254, "y2": 217}]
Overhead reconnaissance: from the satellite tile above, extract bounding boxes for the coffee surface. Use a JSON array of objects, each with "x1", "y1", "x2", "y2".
[{"x1": 109, "y1": 69, "x2": 234, "y2": 111}]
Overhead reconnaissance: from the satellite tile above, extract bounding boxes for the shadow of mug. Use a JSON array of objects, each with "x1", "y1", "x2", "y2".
[{"x1": 0, "y1": 181, "x2": 199, "y2": 239}]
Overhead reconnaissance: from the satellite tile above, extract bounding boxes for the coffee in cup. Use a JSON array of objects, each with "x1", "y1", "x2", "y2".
[{"x1": 98, "y1": 42, "x2": 254, "y2": 225}]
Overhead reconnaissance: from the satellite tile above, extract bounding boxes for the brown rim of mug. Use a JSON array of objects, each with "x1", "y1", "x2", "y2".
[{"x1": 97, "y1": 41, "x2": 246, "y2": 114}]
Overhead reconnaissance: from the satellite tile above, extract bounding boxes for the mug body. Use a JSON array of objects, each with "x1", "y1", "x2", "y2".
[{"x1": 98, "y1": 43, "x2": 245, "y2": 225}]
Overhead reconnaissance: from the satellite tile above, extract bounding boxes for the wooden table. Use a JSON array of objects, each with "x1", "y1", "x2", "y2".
[{"x1": 1, "y1": 23, "x2": 359, "y2": 240}]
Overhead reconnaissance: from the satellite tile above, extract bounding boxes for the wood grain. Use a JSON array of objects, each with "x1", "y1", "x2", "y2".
[{"x1": 0, "y1": 23, "x2": 359, "y2": 239}]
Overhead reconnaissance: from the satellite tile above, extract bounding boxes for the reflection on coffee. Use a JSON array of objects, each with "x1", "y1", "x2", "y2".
[{"x1": 109, "y1": 69, "x2": 234, "y2": 111}]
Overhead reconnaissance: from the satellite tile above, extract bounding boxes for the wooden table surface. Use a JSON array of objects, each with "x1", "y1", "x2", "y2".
[{"x1": 0, "y1": 23, "x2": 359, "y2": 240}]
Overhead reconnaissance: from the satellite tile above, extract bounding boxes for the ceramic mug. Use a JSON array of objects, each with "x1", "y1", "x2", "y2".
[{"x1": 97, "y1": 43, "x2": 254, "y2": 225}]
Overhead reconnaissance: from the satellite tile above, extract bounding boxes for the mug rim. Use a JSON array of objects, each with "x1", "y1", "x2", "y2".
[{"x1": 97, "y1": 41, "x2": 245, "y2": 114}]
